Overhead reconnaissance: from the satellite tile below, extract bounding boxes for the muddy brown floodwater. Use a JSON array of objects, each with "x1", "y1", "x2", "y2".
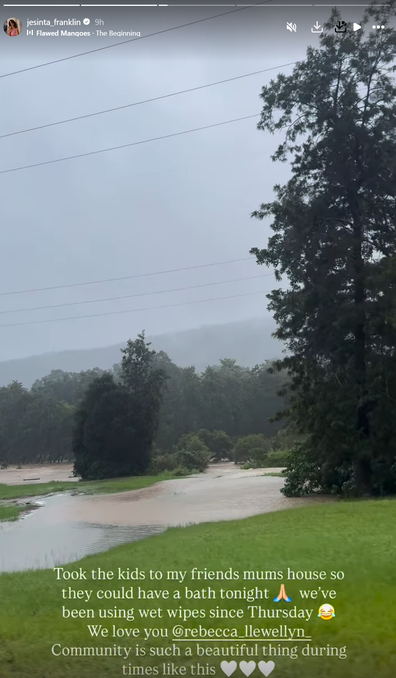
[
  {"x1": 62, "y1": 464, "x2": 322, "y2": 526},
  {"x1": 0, "y1": 463, "x2": 78, "y2": 485},
  {"x1": 0, "y1": 464, "x2": 329, "y2": 573}
]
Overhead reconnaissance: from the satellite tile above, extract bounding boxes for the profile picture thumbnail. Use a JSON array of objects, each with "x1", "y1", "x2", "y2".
[{"x1": 3, "y1": 18, "x2": 22, "y2": 37}]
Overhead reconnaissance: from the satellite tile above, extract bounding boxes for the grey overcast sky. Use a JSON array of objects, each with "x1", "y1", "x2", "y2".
[{"x1": 0, "y1": 4, "x2": 356, "y2": 361}]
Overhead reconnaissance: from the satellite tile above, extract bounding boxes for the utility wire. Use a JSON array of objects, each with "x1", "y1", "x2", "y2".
[
  {"x1": 0, "y1": 63, "x2": 295, "y2": 140},
  {"x1": 0, "y1": 113, "x2": 259, "y2": 175},
  {"x1": 0, "y1": 274, "x2": 273, "y2": 315},
  {"x1": 0, "y1": 0, "x2": 274, "y2": 80},
  {"x1": 0, "y1": 291, "x2": 268, "y2": 329},
  {"x1": 0, "y1": 257, "x2": 256, "y2": 297}
]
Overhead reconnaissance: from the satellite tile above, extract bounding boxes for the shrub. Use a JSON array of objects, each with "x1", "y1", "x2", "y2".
[
  {"x1": 250, "y1": 447, "x2": 269, "y2": 466},
  {"x1": 177, "y1": 448, "x2": 210, "y2": 473},
  {"x1": 173, "y1": 465, "x2": 190, "y2": 477},
  {"x1": 176, "y1": 434, "x2": 211, "y2": 473},
  {"x1": 238, "y1": 448, "x2": 270, "y2": 469},
  {"x1": 281, "y1": 442, "x2": 322, "y2": 497},
  {"x1": 151, "y1": 452, "x2": 179, "y2": 473},
  {"x1": 266, "y1": 449, "x2": 290, "y2": 467},
  {"x1": 197, "y1": 429, "x2": 233, "y2": 461},
  {"x1": 233, "y1": 434, "x2": 271, "y2": 464},
  {"x1": 241, "y1": 462, "x2": 254, "y2": 470}
]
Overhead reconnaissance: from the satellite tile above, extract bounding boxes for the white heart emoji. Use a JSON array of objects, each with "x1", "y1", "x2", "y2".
[
  {"x1": 258, "y1": 660, "x2": 275, "y2": 676},
  {"x1": 239, "y1": 661, "x2": 256, "y2": 676},
  {"x1": 220, "y1": 660, "x2": 237, "y2": 677}
]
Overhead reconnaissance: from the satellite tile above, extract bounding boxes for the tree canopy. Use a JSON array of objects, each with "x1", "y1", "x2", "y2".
[
  {"x1": 73, "y1": 333, "x2": 167, "y2": 480},
  {"x1": 251, "y1": 3, "x2": 396, "y2": 496},
  {"x1": 0, "y1": 334, "x2": 287, "y2": 475}
]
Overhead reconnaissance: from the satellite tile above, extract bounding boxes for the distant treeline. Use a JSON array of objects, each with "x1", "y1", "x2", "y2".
[{"x1": 0, "y1": 345, "x2": 286, "y2": 468}]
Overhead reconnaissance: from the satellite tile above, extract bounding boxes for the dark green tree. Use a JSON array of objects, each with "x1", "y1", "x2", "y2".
[
  {"x1": 73, "y1": 333, "x2": 167, "y2": 480},
  {"x1": 73, "y1": 373, "x2": 147, "y2": 479},
  {"x1": 0, "y1": 382, "x2": 32, "y2": 466},
  {"x1": 233, "y1": 434, "x2": 271, "y2": 464},
  {"x1": 73, "y1": 373, "x2": 119, "y2": 479},
  {"x1": 250, "y1": 3, "x2": 396, "y2": 496},
  {"x1": 119, "y1": 333, "x2": 168, "y2": 455},
  {"x1": 196, "y1": 429, "x2": 233, "y2": 461},
  {"x1": 32, "y1": 368, "x2": 105, "y2": 406},
  {"x1": 22, "y1": 393, "x2": 75, "y2": 463},
  {"x1": 151, "y1": 352, "x2": 187, "y2": 451}
]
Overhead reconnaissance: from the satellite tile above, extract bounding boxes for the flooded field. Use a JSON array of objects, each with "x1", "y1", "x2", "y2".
[
  {"x1": 0, "y1": 463, "x2": 77, "y2": 485},
  {"x1": 0, "y1": 464, "x2": 328, "y2": 572}
]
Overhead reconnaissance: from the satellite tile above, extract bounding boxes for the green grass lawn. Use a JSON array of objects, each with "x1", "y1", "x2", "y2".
[
  {"x1": 0, "y1": 472, "x2": 178, "y2": 502},
  {"x1": 0, "y1": 499, "x2": 395, "y2": 677}
]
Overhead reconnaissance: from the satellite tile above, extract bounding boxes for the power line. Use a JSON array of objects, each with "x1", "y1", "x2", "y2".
[
  {"x1": 0, "y1": 291, "x2": 268, "y2": 329},
  {"x1": 0, "y1": 113, "x2": 259, "y2": 175},
  {"x1": 0, "y1": 274, "x2": 273, "y2": 315},
  {"x1": 0, "y1": 63, "x2": 295, "y2": 140},
  {"x1": 0, "y1": 1, "x2": 274, "y2": 80},
  {"x1": 0, "y1": 257, "x2": 255, "y2": 297}
]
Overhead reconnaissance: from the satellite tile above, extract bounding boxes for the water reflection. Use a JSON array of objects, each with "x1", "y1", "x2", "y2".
[{"x1": 0, "y1": 494, "x2": 165, "y2": 573}]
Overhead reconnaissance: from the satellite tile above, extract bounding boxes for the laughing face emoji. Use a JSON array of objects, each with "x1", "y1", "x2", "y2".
[{"x1": 318, "y1": 604, "x2": 335, "y2": 620}]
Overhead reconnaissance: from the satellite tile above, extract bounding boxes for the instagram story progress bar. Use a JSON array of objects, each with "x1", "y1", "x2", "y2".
[{"x1": 3, "y1": 4, "x2": 163, "y2": 7}]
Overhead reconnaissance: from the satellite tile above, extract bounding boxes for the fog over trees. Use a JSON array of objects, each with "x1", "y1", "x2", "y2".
[{"x1": 0, "y1": 333, "x2": 287, "y2": 474}]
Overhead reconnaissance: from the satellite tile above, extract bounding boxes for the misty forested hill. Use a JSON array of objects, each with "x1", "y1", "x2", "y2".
[{"x1": 0, "y1": 317, "x2": 282, "y2": 387}]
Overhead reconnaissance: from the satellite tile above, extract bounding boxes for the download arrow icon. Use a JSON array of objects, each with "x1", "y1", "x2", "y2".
[{"x1": 311, "y1": 21, "x2": 323, "y2": 33}]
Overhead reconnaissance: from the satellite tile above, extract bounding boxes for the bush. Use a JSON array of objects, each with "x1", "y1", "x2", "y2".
[
  {"x1": 241, "y1": 462, "x2": 254, "y2": 470},
  {"x1": 173, "y1": 465, "x2": 190, "y2": 477},
  {"x1": 177, "y1": 448, "x2": 210, "y2": 473},
  {"x1": 238, "y1": 448, "x2": 270, "y2": 469},
  {"x1": 146, "y1": 461, "x2": 159, "y2": 475},
  {"x1": 176, "y1": 434, "x2": 211, "y2": 472},
  {"x1": 281, "y1": 442, "x2": 322, "y2": 497},
  {"x1": 197, "y1": 429, "x2": 233, "y2": 461},
  {"x1": 233, "y1": 434, "x2": 271, "y2": 464},
  {"x1": 250, "y1": 447, "x2": 269, "y2": 466},
  {"x1": 151, "y1": 452, "x2": 179, "y2": 473},
  {"x1": 266, "y1": 449, "x2": 290, "y2": 467},
  {"x1": 196, "y1": 429, "x2": 213, "y2": 448}
]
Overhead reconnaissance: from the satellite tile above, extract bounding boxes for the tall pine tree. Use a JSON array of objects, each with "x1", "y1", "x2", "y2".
[{"x1": 251, "y1": 2, "x2": 396, "y2": 496}]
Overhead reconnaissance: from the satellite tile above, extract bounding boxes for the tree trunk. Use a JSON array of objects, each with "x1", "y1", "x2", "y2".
[{"x1": 350, "y1": 195, "x2": 371, "y2": 492}]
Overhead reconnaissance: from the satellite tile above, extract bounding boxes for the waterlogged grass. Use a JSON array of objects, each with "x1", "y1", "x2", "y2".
[
  {"x1": 0, "y1": 504, "x2": 25, "y2": 521},
  {"x1": 0, "y1": 500, "x2": 395, "y2": 677},
  {"x1": 0, "y1": 472, "x2": 178, "y2": 501}
]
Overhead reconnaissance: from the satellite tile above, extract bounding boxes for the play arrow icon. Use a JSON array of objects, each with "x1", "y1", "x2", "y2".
[{"x1": 353, "y1": 22, "x2": 361, "y2": 31}]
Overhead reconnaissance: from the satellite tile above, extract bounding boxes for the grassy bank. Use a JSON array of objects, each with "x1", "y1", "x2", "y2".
[
  {"x1": 0, "y1": 471, "x2": 178, "y2": 502},
  {"x1": 0, "y1": 499, "x2": 395, "y2": 677},
  {"x1": 0, "y1": 504, "x2": 25, "y2": 521}
]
